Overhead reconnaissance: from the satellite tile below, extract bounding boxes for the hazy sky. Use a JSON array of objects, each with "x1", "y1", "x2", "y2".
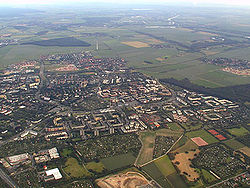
[{"x1": 0, "y1": 0, "x2": 250, "y2": 6}]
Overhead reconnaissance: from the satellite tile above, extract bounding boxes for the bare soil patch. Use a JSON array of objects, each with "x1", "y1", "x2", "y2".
[
  {"x1": 96, "y1": 172, "x2": 150, "y2": 188},
  {"x1": 172, "y1": 150, "x2": 200, "y2": 181}
]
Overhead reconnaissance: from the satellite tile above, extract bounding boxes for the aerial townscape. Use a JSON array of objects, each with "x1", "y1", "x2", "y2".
[{"x1": 0, "y1": 1, "x2": 250, "y2": 188}]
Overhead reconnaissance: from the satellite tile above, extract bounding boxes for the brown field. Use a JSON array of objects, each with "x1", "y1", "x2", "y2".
[
  {"x1": 156, "y1": 57, "x2": 165, "y2": 62},
  {"x1": 96, "y1": 172, "x2": 150, "y2": 188},
  {"x1": 172, "y1": 150, "x2": 200, "y2": 181},
  {"x1": 147, "y1": 38, "x2": 164, "y2": 44},
  {"x1": 136, "y1": 128, "x2": 182, "y2": 166},
  {"x1": 177, "y1": 28, "x2": 194, "y2": 32},
  {"x1": 196, "y1": 31, "x2": 218, "y2": 36},
  {"x1": 191, "y1": 137, "x2": 208, "y2": 146},
  {"x1": 121, "y1": 41, "x2": 150, "y2": 48},
  {"x1": 202, "y1": 49, "x2": 219, "y2": 56},
  {"x1": 136, "y1": 135, "x2": 155, "y2": 165},
  {"x1": 239, "y1": 146, "x2": 250, "y2": 157},
  {"x1": 236, "y1": 23, "x2": 250, "y2": 27}
]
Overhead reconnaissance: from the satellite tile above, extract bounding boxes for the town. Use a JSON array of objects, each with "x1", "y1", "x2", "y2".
[{"x1": 0, "y1": 51, "x2": 249, "y2": 188}]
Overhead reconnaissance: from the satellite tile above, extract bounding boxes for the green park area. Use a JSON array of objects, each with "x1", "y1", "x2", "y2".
[
  {"x1": 186, "y1": 130, "x2": 218, "y2": 144},
  {"x1": 63, "y1": 157, "x2": 91, "y2": 178},
  {"x1": 227, "y1": 127, "x2": 249, "y2": 137}
]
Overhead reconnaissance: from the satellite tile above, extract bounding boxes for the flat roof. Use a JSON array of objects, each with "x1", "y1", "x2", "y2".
[{"x1": 46, "y1": 168, "x2": 62, "y2": 180}]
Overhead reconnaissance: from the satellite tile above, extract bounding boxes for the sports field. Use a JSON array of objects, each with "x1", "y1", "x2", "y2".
[{"x1": 186, "y1": 130, "x2": 218, "y2": 144}]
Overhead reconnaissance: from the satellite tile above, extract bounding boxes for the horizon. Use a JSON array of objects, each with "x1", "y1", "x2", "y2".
[{"x1": 0, "y1": 0, "x2": 250, "y2": 7}]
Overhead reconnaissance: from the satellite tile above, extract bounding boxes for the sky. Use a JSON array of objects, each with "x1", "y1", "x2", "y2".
[{"x1": 0, "y1": 0, "x2": 250, "y2": 6}]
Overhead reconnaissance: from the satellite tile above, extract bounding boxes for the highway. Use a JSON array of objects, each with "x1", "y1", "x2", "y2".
[{"x1": 0, "y1": 168, "x2": 19, "y2": 188}]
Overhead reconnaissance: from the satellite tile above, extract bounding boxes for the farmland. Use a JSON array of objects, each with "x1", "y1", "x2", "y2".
[
  {"x1": 22, "y1": 37, "x2": 91, "y2": 47},
  {"x1": 1, "y1": 9, "x2": 250, "y2": 88},
  {"x1": 142, "y1": 155, "x2": 187, "y2": 188}
]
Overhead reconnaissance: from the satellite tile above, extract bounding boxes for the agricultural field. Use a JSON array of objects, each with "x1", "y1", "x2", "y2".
[
  {"x1": 121, "y1": 41, "x2": 150, "y2": 48},
  {"x1": 227, "y1": 127, "x2": 249, "y2": 137},
  {"x1": 154, "y1": 155, "x2": 176, "y2": 176},
  {"x1": 142, "y1": 155, "x2": 187, "y2": 188},
  {"x1": 186, "y1": 130, "x2": 219, "y2": 145},
  {"x1": 239, "y1": 146, "x2": 250, "y2": 157},
  {"x1": 136, "y1": 128, "x2": 182, "y2": 166}
]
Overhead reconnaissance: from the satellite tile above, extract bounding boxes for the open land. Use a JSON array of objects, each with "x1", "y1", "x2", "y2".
[
  {"x1": 96, "y1": 172, "x2": 150, "y2": 188},
  {"x1": 172, "y1": 150, "x2": 200, "y2": 181},
  {"x1": 0, "y1": 5, "x2": 250, "y2": 188}
]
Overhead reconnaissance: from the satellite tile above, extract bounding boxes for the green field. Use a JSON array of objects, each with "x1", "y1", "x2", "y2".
[
  {"x1": 168, "y1": 123, "x2": 182, "y2": 131},
  {"x1": 227, "y1": 127, "x2": 249, "y2": 137},
  {"x1": 100, "y1": 153, "x2": 136, "y2": 171},
  {"x1": 186, "y1": 130, "x2": 219, "y2": 144},
  {"x1": 172, "y1": 137, "x2": 198, "y2": 153},
  {"x1": 64, "y1": 157, "x2": 91, "y2": 178},
  {"x1": 61, "y1": 148, "x2": 73, "y2": 157},
  {"x1": 154, "y1": 155, "x2": 176, "y2": 176},
  {"x1": 201, "y1": 169, "x2": 217, "y2": 183},
  {"x1": 85, "y1": 161, "x2": 105, "y2": 173},
  {"x1": 223, "y1": 139, "x2": 245, "y2": 150},
  {"x1": 142, "y1": 155, "x2": 187, "y2": 188},
  {"x1": 181, "y1": 122, "x2": 203, "y2": 131}
]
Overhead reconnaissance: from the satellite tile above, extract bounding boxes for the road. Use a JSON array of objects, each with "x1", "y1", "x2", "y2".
[
  {"x1": 206, "y1": 172, "x2": 247, "y2": 188},
  {"x1": 0, "y1": 168, "x2": 19, "y2": 188}
]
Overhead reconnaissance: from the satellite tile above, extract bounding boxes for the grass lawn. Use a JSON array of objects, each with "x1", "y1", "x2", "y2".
[
  {"x1": 172, "y1": 138, "x2": 198, "y2": 153},
  {"x1": 167, "y1": 172, "x2": 188, "y2": 188},
  {"x1": 186, "y1": 130, "x2": 218, "y2": 144},
  {"x1": 61, "y1": 148, "x2": 73, "y2": 157},
  {"x1": 101, "y1": 153, "x2": 136, "y2": 171},
  {"x1": 64, "y1": 157, "x2": 91, "y2": 178},
  {"x1": 86, "y1": 161, "x2": 105, "y2": 173},
  {"x1": 223, "y1": 139, "x2": 245, "y2": 150},
  {"x1": 181, "y1": 122, "x2": 203, "y2": 131},
  {"x1": 201, "y1": 169, "x2": 217, "y2": 183},
  {"x1": 168, "y1": 123, "x2": 182, "y2": 131},
  {"x1": 154, "y1": 155, "x2": 176, "y2": 176},
  {"x1": 227, "y1": 127, "x2": 249, "y2": 137}
]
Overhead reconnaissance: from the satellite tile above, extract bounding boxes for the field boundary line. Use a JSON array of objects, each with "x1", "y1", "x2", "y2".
[{"x1": 140, "y1": 134, "x2": 184, "y2": 167}]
